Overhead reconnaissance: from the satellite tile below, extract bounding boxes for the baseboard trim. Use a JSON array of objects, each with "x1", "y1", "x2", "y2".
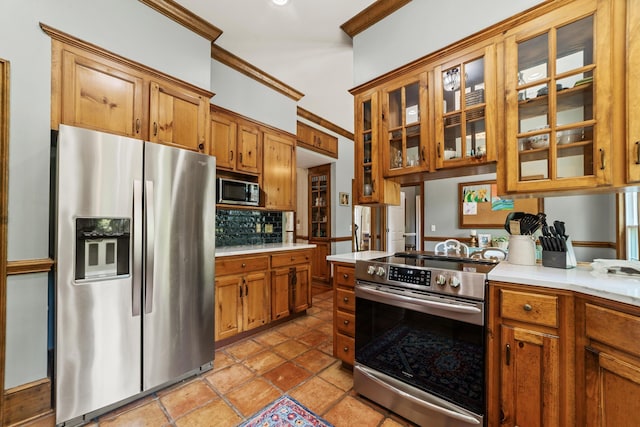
[{"x1": 4, "y1": 377, "x2": 52, "y2": 426}]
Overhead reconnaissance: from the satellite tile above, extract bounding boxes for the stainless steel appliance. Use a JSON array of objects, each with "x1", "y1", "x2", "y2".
[
  {"x1": 354, "y1": 251, "x2": 498, "y2": 427},
  {"x1": 217, "y1": 177, "x2": 259, "y2": 206},
  {"x1": 54, "y1": 125, "x2": 216, "y2": 425}
]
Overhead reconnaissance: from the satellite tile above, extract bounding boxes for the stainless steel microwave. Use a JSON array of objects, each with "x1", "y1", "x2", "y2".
[{"x1": 217, "y1": 178, "x2": 260, "y2": 206}]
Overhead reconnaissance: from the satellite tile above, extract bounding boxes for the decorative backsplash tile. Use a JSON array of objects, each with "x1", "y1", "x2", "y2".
[{"x1": 216, "y1": 209, "x2": 283, "y2": 247}]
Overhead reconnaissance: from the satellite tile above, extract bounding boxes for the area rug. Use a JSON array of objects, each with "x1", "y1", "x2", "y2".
[{"x1": 238, "y1": 395, "x2": 334, "y2": 427}]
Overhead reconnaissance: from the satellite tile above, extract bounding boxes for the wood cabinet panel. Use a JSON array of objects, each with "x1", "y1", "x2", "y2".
[
  {"x1": 215, "y1": 255, "x2": 269, "y2": 276},
  {"x1": 270, "y1": 267, "x2": 291, "y2": 321},
  {"x1": 336, "y1": 288, "x2": 355, "y2": 312},
  {"x1": 263, "y1": 131, "x2": 295, "y2": 210},
  {"x1": 242, "y1": 272, "x2": 269, "y2": 332},
  {"x1": 585, "y1": 302, "x2": 640, "y2": 359},
  {"x1": 60, "y1": 49, "x2": 144, "y2": 137},
  {"x1": 500, "y1": 289, "x2": 558, "y2": 327},
  {"x1": 214, "y1": 274, "x2": 241, "y2": 341},
  {"x1": 297, "y1": 121, "x2": 338, "y2": 158},
  {"x1": 335, "y1": 332, "x2": 355, "y2": 366},
  {"x1": 149, "y1": 81, "x2": 207, "y2": 152},
  {"x1": 210, "y1": 114, "x2": 237, "y2": 169},
  {"x1": 332, "y1": 262, "x2": 356, "y2": 366},
  {"x1": 310, "y1": 241, "x2": 330, "y2": 282},
  {"x1": 238, "y1": 124, "x2": 261, "y2": 174},
  {"x1": 271, "y1": 250, "x2": 311, "y2": 268},
  {"x1": 335, "y1": 264, "x2": 355, "y2": 288},
  {"x1": 336, "y1": 311, "x2": 355, "y2": 336}
]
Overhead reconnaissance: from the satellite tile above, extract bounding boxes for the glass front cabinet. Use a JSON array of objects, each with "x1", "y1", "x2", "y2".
[
  {"x1": 380, "y1": 72, "x2": 429, "y2": 177},
  {"x1": 433, "y1": 45, "x2": 497, "y2": 168},
  {"x1": 354, "y1": 90, "x2": 400, "y2": 205},
  {"x1": 503, "y1": 0, "x2": 613, "y2": 193}
]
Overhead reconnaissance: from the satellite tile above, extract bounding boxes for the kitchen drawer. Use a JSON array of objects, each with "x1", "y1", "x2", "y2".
[
  {"x1": 336, "y1": 288, "x2": 355, "y2": 312},
  {"x1": 271, "y1": 250, "x2": 312, "y2": 268},
  {"x1": 335, "y1": 332, "x2": 355, "y2": 365},
  {"x1": 586, "y1": 303, "x2": 640, "y2": 359},
  {"x1": 500, "y1": 289, "x2": 558, "y2": 328},
  {"x1": 216, "y1": 255, "x2": 269, "y2": 276},
  {"x1": 336, "y1": 310, "x2": 355, "y2": 336},
  {"x1": 335, "y1": 265, "x2": 355, "y2": 288}
]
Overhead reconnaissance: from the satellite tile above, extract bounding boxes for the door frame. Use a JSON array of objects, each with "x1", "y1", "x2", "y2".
[{"x1": 0, "y1": 57, "x2": 11, "y2": 423}]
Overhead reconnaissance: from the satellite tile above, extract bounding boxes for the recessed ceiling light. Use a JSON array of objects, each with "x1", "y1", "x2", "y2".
[{"x1": 272, "y1": 0, "x2": 288, "y2": 5}]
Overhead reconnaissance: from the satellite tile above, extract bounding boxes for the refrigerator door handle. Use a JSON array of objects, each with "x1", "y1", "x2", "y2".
[
  {"x1": 145, "y1": 180, "x2": 155, "y2": 314},
  {"x1": 132, "y1": 179, "x2": 143, "y2": 316}
]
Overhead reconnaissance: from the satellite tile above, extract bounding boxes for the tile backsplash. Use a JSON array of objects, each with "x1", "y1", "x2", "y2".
[{"x1": 215, "y1": 209, "x2": 283, "y2": 247}]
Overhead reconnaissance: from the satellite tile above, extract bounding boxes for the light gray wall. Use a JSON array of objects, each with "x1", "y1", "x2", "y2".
[
  {"x1": 424, "y1": 174, "x2": 616, "y2": 261},
  {"x1": 332, "y1": 137, "x2": 355, "y2": 255},
  {"x1": 352, "y1": 0, "x2": 544, "y2": 85},
  {"x1": 211, "y1": 60, "x2": 297, "y2": 134},
  {"x1": 1, "y1": 0, "x2": 211, "y2": 389}
]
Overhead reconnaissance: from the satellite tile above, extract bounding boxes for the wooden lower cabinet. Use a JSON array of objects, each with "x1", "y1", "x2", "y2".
[
  {"x1": 310, "y1": 240, "x2": 331, "y2": 282},
  {"x1": 270, "y1": 250, "x2": 312, "y2": 320},
  {"x1": 215, "y1": 249, "x2": 312, "y2": 343},
  {"x1": 487, "y1": 282, "x2": 574, "y2": 426},
  {"x1": 576, "y1": 298, "x2": 640, "y2": 427},
  {"x1": 214, "y1": 271, "x2": 269, "y2": 341},
  {"x1": 332, "y1": 262, "x2": 356, "y2": 365}
]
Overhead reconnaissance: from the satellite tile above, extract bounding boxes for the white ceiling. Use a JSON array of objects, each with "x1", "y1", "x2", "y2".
[{"x1": 173, "y1": 0, "x2": 375, "y2": 136}]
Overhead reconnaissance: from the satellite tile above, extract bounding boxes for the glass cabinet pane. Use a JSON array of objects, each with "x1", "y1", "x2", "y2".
[
  {"x1": 515, "y1": 14, "x2": 596, "y2": 184},
  {"x1": 441, "y1": 55, "x2": 486, "y2": 162},
  {"x1": 386, "y1": 81, "x2": 420, "y2": 171}
]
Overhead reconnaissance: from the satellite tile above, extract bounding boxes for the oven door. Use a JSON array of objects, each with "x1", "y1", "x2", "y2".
[{"x1": 354, "y1": 282, "x2": 485, "y2": 427}]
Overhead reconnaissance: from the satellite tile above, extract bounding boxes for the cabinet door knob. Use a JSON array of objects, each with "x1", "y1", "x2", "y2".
[
  {"x1": 153, "y1": 122, "x2": 158, "y2": 136},
  {"x1": 343, "y1": 297, "x2": 349, "y2": 303},
  {"x1": 198, "y1": 143, "x2": 205, "y2": 151},
  {"x1": 343, "y1": 346, "x2": 349, "y2": 352},
  {"x1": 343, "y1": 273, "x2": 349, "y2": 279},
  {"x1": 343, "y1": 320, "x2": 349, "y2": 325},
  {"x1": 242, "y1": 263, "x2": 246, "y2": 268},
  {"x1": 523, "y1": 303, "x2": 532, "y2": 311}
]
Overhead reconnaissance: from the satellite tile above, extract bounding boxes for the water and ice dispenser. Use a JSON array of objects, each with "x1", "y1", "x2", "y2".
[{"x1": 75, "y1": 218, "x2": 130, "y2": 280}]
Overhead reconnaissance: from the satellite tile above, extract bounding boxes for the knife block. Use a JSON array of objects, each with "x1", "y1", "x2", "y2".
[{"x1": 542, "y1": 239, "x2": 577, "y2": 269}]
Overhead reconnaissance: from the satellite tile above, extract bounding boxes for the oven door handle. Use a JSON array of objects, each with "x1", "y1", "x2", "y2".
[
  {"x1": 356, "y1": 284, "x2": 482, "y2": 315},
  {"x1": 356, "y1": 365, "x2": 481, "y2": 425}
]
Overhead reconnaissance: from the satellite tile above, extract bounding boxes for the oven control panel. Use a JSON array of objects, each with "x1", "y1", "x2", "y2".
[{"x1": 388, "y1": 266, "x2": 430, "y2": 286}]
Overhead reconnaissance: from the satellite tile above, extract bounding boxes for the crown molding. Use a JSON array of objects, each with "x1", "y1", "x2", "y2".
[
  {"x1": 211, "y1": 45, "x2": 304, "y2": 101},
  {"x1": 297, "y1": 107, "x2": 353, "y2": 141},
  {"x1": 138, "y1": 0, "x2": 223, "y2": 42},
  {"x1": 341, "y1": 0, "x2": 412, "y2": 38}
]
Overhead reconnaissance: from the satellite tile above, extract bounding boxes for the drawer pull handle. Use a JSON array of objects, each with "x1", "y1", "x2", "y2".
[
  {"x1": 343, "y1": 346, "x2": 349, "y2": 352},
  {"x1": 291, "y1": 257, "x2": 295, "y2": 261},
  {"x1": 343, "y1": 320, "x2": 349, "y2": 325},
  {"x1": 242, "y1": 263, "x2": 246, "y2": 268},
  {"x1": 343, "y1": 297, "x2": 349, "y2": 303},
  {"x1": 523, "y1": 303, "x2": 532, "y2": 312},
  {"x1": 343, "y1": 273, "x2": 349, "y2": 279},
  {"x1": 506, "y1": 344, "x2": 511, "y2": 366}
]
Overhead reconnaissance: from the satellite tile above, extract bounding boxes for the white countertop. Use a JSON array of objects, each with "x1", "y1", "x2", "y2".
[
  {"x1": 489, "y1": 261, "x2": 640, "y2": 307},
  {"x1": 326, "y1": 250, "x2": 396, "y2": 264},
  {"x1": 215, "y1": 242, "x2": 316, "y2": 257}
]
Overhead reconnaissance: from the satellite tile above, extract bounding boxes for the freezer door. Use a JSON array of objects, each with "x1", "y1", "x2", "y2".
[
  {"x1": 55, "y1": 125, "x2": 143, "y2": 424},
  {"x1": 142, "y1": 142, "x2": 215, "y2": 389}
]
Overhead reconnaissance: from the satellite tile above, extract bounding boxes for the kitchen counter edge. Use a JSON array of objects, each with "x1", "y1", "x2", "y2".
[
  {"x1": 216, "y1": 243, "x2": 316, "y2": 257},
  {"x1": 489, "y1": 262, "x2": 640, "y2": 307},
  {"x1": 326, "y1": 251, "x2": 396, "y2": 264}
]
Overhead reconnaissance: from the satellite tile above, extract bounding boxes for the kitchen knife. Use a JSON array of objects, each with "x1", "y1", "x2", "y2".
[{"x1": 554, "y1": 220, "x2": 568, "y2": 240}]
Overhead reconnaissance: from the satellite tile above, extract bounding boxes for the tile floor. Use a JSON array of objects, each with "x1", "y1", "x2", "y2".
[{"x1": 23, "y1": 289, "x2": 417, "y2": 427}]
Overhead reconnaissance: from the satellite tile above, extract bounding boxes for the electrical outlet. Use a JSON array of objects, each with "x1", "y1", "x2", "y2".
[
  {"x1": 256, "y1": 223, "x2": 261, "y2": 232},
  {"x1": 265, "y1": 224, "x2": 273, "y2": 233},
  {"x1": 431, "y1": 224, "x2": 436, "y2": 232}
]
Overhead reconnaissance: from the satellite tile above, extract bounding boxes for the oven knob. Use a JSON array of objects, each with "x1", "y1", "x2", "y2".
[
  {"x1": 376, "y1": 266, "x2": 386, "y2": 277},
  {"x1": 435, "y1": 274, "x2": 446, "y2": 286},
  {"x1": 367, "y1": 265, "x2": 376, "y2": 275},
  {"x1": 449, "y1": 276, "x2": 461, "y2": 288}
]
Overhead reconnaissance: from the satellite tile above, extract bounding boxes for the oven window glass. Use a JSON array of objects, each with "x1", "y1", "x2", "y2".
[{"x1": 356, "y1": 297, "x2": 485, "y2": 415}]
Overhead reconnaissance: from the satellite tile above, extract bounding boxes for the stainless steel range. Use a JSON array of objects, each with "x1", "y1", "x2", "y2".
[{"x1": 354, "y1": 250, "x2": 499, "y2": 427}]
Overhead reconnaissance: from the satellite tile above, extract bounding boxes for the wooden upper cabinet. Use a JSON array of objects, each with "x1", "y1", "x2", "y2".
[
  {"x1": 51, "y1": 37, "x2": 213, "y2": 151},
  {"x1": 238, "y1": 124, "x2": 261, "y2": 174},
  {"x1": 210, "y1": 109, "x2": 261, "y2": 174},
  {"x1": 380, "y1": 72, "x2": 429, "y2": 177},
  {"x1": 297, "y1": 121, "x2": 338, "y2": 158},
  {"x1": 262, "y1": 131, "x2": 295, "y2": 210},
  {"x1": 626, "y1": 0, "x2": 640, "y2": 183},
  {"x1": 433, "y1": 45, "x2": 497, "y2": 169},
  {"x1": 503, "y1": 0, "x2": 613, "y2": 193},
  {"x1": 354, "y1": 90, "x2": 400, "y2": 205},
  {"x1": 149, "y1": 81, "x2": 208, "y2": 153},
  {"x1": 59, "y1": 47, "x2": 144, "y2": 138}
]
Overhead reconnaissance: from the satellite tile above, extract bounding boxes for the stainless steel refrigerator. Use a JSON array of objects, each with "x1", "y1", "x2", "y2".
[{"x1": 54, "y1": 124, "x2": 216, "y2": 425}]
